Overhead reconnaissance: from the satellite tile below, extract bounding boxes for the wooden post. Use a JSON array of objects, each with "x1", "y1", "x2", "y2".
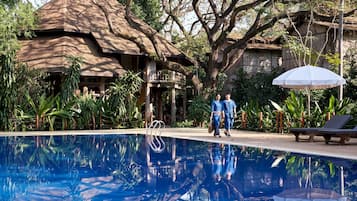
[
  {"x1": 276, "y1": 111, "x2": 284, "y2": 133},
  {"x1": 326, "y1": 112, "x2": 331, "y2": 121},
  {"x1": 279, "y1": 112, "x2": 284, "y2": 133},
  {"x1": 276, "y1": 111, "x2": 279, "y2": 133},
  {"x1": 259, "y1": 112, "x2": 263, "y2": 129},
  {"x1": 241, "y1": 112, "x2": 247, "y2": 129},
  {"x1": 300, "y1": 112, "x2": 305, "y2": 127},
  {"x1": 183, "y1": 88, "x2": 187, "y2": 120}
]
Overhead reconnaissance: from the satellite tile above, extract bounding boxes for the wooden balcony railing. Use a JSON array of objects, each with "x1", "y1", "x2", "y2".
[{"x1": 148, "y1": 70, "x2": 186, "y2": 85}]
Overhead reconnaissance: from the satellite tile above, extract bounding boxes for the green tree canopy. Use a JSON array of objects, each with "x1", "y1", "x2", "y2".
[
  {"x1": 0, "y1": 1, "x2": 36, "y2": 130},
  {"x1": 118, "y1": 0, "x2": 163, "y2": 31}
]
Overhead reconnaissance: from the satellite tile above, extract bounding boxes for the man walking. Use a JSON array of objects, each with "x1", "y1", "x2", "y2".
[{"x1": 223, "y1": 93, "x2": 237, "y2": 136}]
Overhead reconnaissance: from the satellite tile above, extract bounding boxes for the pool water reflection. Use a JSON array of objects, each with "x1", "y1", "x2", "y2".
[{"x1": 0, "y1": 134, "x2": 356, "y2": 201}]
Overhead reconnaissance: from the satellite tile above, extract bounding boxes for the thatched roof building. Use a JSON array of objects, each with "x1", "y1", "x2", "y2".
[
  {"x1": 17, "y1": 0, "x2": 193, "y2": 125},
  {"x1": 17, "y1": 0, "x2": 192, "y2": 77}
]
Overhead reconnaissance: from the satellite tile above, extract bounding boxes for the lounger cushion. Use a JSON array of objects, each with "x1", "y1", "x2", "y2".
[
  {"x1": 319, "y1": 125, "x2": 357, "y2": 135},
  {"x1": 290, "y1": 115, "x2": 351, "y2": 134}
]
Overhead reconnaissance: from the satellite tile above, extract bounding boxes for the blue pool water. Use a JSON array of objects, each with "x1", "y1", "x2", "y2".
[{"x1": 0, "y1": 134, "x2": 356, "y2": 201}]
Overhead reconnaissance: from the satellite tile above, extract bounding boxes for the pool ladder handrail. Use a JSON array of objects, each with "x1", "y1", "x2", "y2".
[{"x1": 146, "y1": 120, "x2": 166, "y2": 153}]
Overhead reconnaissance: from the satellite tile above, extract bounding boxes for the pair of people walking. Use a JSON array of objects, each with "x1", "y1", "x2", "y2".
[{"x1": 210, "y1": 93, "x2": 237, "y2": 138}]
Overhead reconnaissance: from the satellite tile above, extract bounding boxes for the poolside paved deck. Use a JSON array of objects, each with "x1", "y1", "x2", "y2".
[{"x1": 1, "y1": 128, "x2": 356, "y2": 160}]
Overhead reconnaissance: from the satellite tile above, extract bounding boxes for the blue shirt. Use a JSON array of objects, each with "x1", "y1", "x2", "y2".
[
  {"x1": 223, "y1": 100, "x2": 237, "y2": 116},
  {"x1": 211, "y1": 100, "x2": 223, "y2": 116}
]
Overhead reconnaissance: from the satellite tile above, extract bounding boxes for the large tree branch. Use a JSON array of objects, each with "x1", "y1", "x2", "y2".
[
  {"x1": 221, "y1": 10, "x2": 308, "y2": 68},
  {"x1": 230, "y1": 10, "x2": 308, "y2": 54},
  {"x1": 192, "y1": 0, "x2": 212, "y2": 44},
  {"x1": 221, "y1": 48, "x2": 245, "y2": 73},
  {"x1": 241, "y1": 0, "x2": 273, "y2": 40},
  {"x1": 208, "y1": 0, "x2": 219, "y2": 19},
  {"x1": 213, "y1": 0, "x2": 268, "y2": 48},
  {"x1": 221, "y1": 0, "x2": 239, "y2": 18},
  {"x1": 124, "y1": 1, "x2": 167, "y2": 62},
  {"x1": 189, "y1": 19, "x2": 201, "y2": 35},
  {"x1": 220, "y1": 0, "x2": 228, "y2": 14},
  {"x1": 168, "y1": 13, "x2": 190, "y2": 39},
  {"x1": 93, "y1": 0, "x2": 150, "y2": 55}
]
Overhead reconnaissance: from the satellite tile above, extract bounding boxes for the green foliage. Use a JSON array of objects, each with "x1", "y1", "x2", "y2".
[
  {"x1": 60, "y1": 56, "x2": 82, "y2": 104},
  {"x1": 174, "y1": 120, "x2": 194, "y2": 128},
  {"x1": 0, "y1": 2, "x2": 36, "y2": 54},
  {"x1": 117, "y1": 0, "x2": 163, "y2": 31},
  {"x1": 15, "y1": 64, "x2": 49, "y2": 106},
  {"x1": 102, "y1": 71, "x2": 143, "y2": 128},
  {"x1": 176, "y1": 33, "x2": 210, "y2": 64},
  {"x1": 25, "y1": 93, "x2": 56, "y2": 130},
  {"x1": 240, "y1": 101, "x2": 261, "y2": 130},
  {"x1": 232, "y1": 68, "x2": 288, "y2": 107},
  {"x1": 75, "y1": 95, "x2": 98, "y2": 129},
  {"x1": 0, "y1": 53, "x2": 17, "y2": 130},
  {"x1": 324, "y1": 53, "x2": 340, "y2": 70},
  {"x1": 286, "y1": 155, "x2": 340, "y2": 189},
  {"x1": 0, "y1": 1, "x2": 35, "y2": 130},
  {"x1": 246, "y1": 91, "x2": 357, "y2": 132},
  {"x1": 187, "y1": 95, "x2": 210, "y2": 127},
  {"x1": 283, "y1": 35, "x2": 320, "y2": 66},
  {"x1": 48, "y1": 97, "x2": 76, "y2": 131},
  {"x1": 344, "y1": 43, "x2": 357, "y2": 101},
  {"x1": 284, "y1": 91, "x2": 305, "y2": 128}
]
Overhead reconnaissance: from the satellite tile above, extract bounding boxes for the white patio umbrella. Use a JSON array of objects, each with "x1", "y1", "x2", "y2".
[{"x1": 272, "y1": 65, "x2": 346, "y2": 116}]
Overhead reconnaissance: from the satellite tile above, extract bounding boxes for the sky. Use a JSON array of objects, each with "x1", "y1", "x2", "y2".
[{"x1": 27, "y1": 0, "x2": 48, "y2": 8}]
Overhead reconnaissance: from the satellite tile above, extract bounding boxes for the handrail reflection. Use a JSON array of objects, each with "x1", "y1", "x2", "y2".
[{"x1": 146, "y1": 120, "x2": 166, "y2": 153}]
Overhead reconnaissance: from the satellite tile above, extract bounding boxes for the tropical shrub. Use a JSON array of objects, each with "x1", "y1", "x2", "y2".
[
  {"x1": 283, "y1": 91, "x2": 305, "y2": 128},
  {"x1": 232, "y1": 68, "x2": 288, "y2": 107},
  {"x1": 174, "y1": 120, "x2": 194, "y2": 128},
  {"x1": 0, "y1": 2, "x2": 36, "y2": 130},
  {"x1": 60, "y1": 56, "x2": 82, "y2": 104},
  {"x1": 101, "y1": 71, "x2": 143, "y2": 128},
  {"x1": 74, "y1": 95, "x2": 98, "y2": 129},
  {"x1": 240, "y1": 101, "x2": 261, "y2": 130},
  {"x1": 187, "y1": 95, "x2": 210, "y2": 127}
]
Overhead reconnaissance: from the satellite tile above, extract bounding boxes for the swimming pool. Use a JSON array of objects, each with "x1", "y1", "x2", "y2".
[{"x1": 0, "y1": 134, "x2": 355, "y2": 201}]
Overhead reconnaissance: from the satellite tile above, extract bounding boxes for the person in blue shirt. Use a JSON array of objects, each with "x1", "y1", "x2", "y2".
[
  {"x1": 210, "y1": 143, "x2": 223, "y2": 183},
  {"x1": 222, "y1": 93, "x2": 237, "y2": 136},
  {"x1": 223, "y1": 144, "x2": 237, "y2": 181},
  {"x1": 210, "y1": 94, "x2": 223, "y2": 137}
]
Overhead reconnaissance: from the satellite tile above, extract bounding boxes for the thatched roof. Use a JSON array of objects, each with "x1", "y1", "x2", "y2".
[
  {"x1": 17, "y1": 0, "x2": 193, "y2": 77},
  {"x1": 18, "y1": 35, "x2": 125, "y2": 77},
  {"x1": 35, "y1": 0, "x2": 191, "y2": 62},
  {"x1": 247, "y1": 43, "x2": 282, "y2": 50},
  {"x1": 227, "y1": 34, "x2": 282, "y2": 50}
]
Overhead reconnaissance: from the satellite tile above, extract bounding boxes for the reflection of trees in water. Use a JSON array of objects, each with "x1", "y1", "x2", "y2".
[
  {"x1": 0, "y1": 135, "x2": 145, "y2": 200},
  {"x1": 285, "y1": 154, "x2": 357, "y2": 200},
  {"x1": 0, "y1": 135, "x2": 356, "y2": 200}
]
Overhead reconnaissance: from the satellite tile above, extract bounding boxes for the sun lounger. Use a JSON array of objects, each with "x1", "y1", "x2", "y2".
[
  {"x1": 289, "y1": 115, "x2": 351, "y2": 142},
  {"x1": 319, "y1": 125, "x2": 357, "y2": 144}
]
